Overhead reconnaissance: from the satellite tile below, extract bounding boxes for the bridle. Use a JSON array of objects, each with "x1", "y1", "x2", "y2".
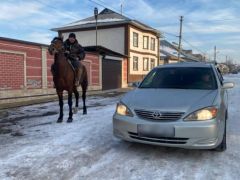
[{"x1": 48, "y1": 37, "x2": 65, "y2": 55}]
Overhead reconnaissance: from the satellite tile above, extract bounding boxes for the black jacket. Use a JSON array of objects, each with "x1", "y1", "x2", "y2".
[{"x1": 63, "y1": 39, "x2": 85, "y2": 60}]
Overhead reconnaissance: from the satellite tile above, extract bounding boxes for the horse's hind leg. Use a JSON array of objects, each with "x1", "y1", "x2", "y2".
[
  {"x1": 73, "y1": 87, "x2": 79, "y2": 114},
  {"x1": 81, "y1": 83, "x2": 87, "y2": 115},
  {"x1": 67, "y1": 91, "x2": 73, "y2": 123},
  {"x1": 57, "y1": 91, "x2": 64, "y2": 123}
]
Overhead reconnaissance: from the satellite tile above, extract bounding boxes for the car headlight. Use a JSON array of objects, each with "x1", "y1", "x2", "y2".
[
  {"x1": 184, "y1": 107, "x2": 218, "y2": 121},
  {"x1": 116, "y1": 103, "x2": 133, "y2": 117}
]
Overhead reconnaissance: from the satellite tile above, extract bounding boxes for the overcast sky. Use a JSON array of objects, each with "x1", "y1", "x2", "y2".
[{"x1": 1, "y1": 0, "x2": 240, "y2": 63}]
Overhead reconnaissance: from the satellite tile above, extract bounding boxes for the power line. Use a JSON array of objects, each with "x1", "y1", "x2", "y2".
[
  {"x1": 35, "y1": 0, "x2": 80, "y2": 20},
  {"x1": 88, "y1": 0, "x2": 179, "y2": 41},
  {"x1": 182, "y1": 24, "x2": 215, "y2": 53},
  {"x1": 162, "y1": 31, "x2": 178, "y2": 37},
  {"x1": 88, "y1": 0, "x2": 106, "y2": 9},
  {"x1": 89, "y1": 1, "x2": 236, "y2": 62},
  {"x1": 89, "y1": 0, "x2": 142, "y2": 21},
  {"x1": 91, "y1": 0, "x2": 215, "y2": 57},
  {"x1": 182, "y1": 23, "x2": 233, "y2": 60},
  {"x1": 181, "y1": 24, "x2": 208, "y2": 54},
  {"x1": 182, "y1": 38, "x2": 207, "y2": 55},
  {"x1": 185, "y1": 17, "x2": 240, "y2": 24},
  {"x1": 88, "y1": 0, "x2": 130, "y2": 17},
  {"x1": 37, "y1": 0, "x2": 226, "y2": 60}
]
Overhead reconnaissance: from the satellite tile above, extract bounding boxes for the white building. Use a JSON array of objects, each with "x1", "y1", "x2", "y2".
[{"x1": 52, "y1": 8, "x2": 161, "y2": 82}]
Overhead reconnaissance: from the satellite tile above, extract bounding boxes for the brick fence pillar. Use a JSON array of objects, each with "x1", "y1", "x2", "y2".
[{"x1": 41, "y1": 46, "x2": 48, "y2": 89}]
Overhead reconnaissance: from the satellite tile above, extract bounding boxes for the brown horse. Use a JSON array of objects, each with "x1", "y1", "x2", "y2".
[{"x1": 48, "y1": 37, "x2": 88, "y2": 123}]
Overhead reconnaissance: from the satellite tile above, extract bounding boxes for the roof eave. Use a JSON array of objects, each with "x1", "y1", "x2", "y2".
[
  {"x1": 53, "y1": 21, "x2": 162, "y2": 37},
  {"x1": 129, "y1": 21, "x2": 162, "y2": 37},
  {"x1": 51, "y1": 21, "x2": 129, "y2": 32}
]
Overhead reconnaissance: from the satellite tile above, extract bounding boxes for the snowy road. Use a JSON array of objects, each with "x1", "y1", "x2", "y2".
[{"x1": 1, "y1": 75, "x2": 240, "y2": 180}]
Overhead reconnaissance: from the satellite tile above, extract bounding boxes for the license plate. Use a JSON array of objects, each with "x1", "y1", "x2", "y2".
[{"x1": 137, "y1": 124, "x2": 175, "y2": 138}]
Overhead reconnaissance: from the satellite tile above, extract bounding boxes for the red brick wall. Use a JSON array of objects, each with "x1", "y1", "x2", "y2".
[
  {"x1": 0, "y1": 52, "x2": 24, "y2": 90},
  {"x1": 47, "y1": 53, "x2": 54, "y2": 88},
  {"x1": 0, "y1": 38, "x2": 101, "y2": 91},
  {"x1": 84, "y1": 53, "x2": 100, "y2": 86},
  {"x1": 0, "y1": 39, "x2": 42, "y2": 89},
  {"x1": 123, "y1": 57, "x2": 128, "y2": 83},
  {"x1": 82, "y1": 61, "x2": 91, "y2": 84}
]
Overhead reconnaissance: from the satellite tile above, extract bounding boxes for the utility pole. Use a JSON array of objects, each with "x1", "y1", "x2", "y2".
[
  {"x1": 94, "y1": 8, "x2": 98, "y2": 48},
  {"x1": 121, "y1": 0, "x2": 124, "y2": 15},
  {"x1": 178, "y1": 16, "x2": 183, "y2": 61},
  {"x1": 214, "y1": 46, "x2": 216, "y2": 62},
  {"x1": 121, "y1": 3, "x2": 123, "y2": 15},
  {"x1": 226, "y1": 55, "x2": 228, "y2": 63}
]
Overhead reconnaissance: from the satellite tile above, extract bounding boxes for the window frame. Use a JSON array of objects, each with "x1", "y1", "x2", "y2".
[
  {"x1": 143, "y1": 57, "x2": 149, "y2": 71},
  {"x1": 133, "y1": 32, "x2": 139, "y2": 47},
  {"x1": 150, "y1": 37, "x2": 155, "y2": 51},
  {"x1": 133, "y1": 56, "x2": 139, "y2": 71},
  {"x1": 150, "y1": 58, "x2": 155, "y2": 69},
  {"x1": 143, "y1": 36, "x2": 149, "y2": 49}
]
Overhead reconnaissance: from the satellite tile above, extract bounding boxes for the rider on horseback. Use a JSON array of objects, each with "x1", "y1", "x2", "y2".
[{"x1": 64, "y1": 33, "x2": 85, "y2": 86}]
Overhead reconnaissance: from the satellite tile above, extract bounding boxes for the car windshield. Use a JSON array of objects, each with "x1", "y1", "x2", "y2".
[{"x1": 139, "y1": 67, "x2": 218, "y2": 90}]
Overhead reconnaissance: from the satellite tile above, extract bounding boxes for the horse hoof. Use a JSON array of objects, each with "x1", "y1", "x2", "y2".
[
  {"x1": 83, "y1": 109, "x2": 87, "y2": 115},
  {"x1": 67, "y1": 118, "x2": 73, "y2": 123},
  {"x1": 73, "y1": 107, "x2": 78, "y2": 114},
  {"x1": 57, "y1": 118, "x2": 63, "y2": 123}
]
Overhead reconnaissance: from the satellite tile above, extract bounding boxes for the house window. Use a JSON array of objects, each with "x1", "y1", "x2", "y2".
[
  {"x1": 143, "y1": 58, "x2": 149, "y2": 71},
  {"x1": 133, "y1": 32, "x2": 138, "y2": 47},
  {"x1": 150, "y1": 38, "x2": 155, "y2": 51},
  {"x1": 150, "y1": 58, "x2": 155, "y2": 69},
  {"x1": 143, "y1": 36, "x2": 149, "y2": 49},
  {"x1": 133, "y1": 56, "x2": 138, "y2": 71}
]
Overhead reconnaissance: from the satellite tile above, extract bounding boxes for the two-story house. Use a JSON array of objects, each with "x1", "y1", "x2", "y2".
[
  {"x1": 160, "y1": 40, "x2": 202, "y2": 63},
  {"x1": 52, "y1": 8, "x2": 161, "y2": 83}
]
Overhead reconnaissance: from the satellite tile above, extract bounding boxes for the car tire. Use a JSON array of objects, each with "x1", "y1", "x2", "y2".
[{"x1": 214, "y1": 118, "x2": 227, "y2": 152}]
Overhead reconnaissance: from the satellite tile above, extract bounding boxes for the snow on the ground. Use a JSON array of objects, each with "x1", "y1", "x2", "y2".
[{"x1": 0, "y1": 75, "x2": 240, "y2": 180}]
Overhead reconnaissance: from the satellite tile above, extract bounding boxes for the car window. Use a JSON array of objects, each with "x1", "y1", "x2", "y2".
[{"x1": 139, "y1": 67, "x2": 218, "y2": 90}]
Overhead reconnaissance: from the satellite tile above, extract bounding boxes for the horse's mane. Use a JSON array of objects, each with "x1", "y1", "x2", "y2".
[{"x1": 51, "y1": 37, "x2": 63, "y2": 43}]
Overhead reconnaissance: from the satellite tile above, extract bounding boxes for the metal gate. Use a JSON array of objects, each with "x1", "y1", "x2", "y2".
[{"x1": 102, "y1": 59, "x2": 122, "y2": 90}]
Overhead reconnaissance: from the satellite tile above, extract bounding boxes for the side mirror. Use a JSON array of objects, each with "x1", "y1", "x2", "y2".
[{"x1": 223, "y1": 82, "x2": 234, "y2": 89}]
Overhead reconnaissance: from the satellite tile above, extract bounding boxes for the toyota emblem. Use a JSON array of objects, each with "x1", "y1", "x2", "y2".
[{"x1": 152, "y1": 112, "x2": 162, "y2": 119}]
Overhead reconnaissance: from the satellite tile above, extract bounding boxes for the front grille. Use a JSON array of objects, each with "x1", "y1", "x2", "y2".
[
  {"x1": 129, "y1": 132, "x2": 188, "y2": 144},
  {"x1": 134, "y1": 109, "x2": 184, "y2": 121}
]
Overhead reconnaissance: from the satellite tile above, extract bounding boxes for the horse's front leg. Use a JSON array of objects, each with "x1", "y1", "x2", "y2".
[
  {"x1": 67, "y1": 91, "x2": 73, "y2": 123},
  {"x1": 57, "y1": 91, "x2": 64, "y2": 123}
]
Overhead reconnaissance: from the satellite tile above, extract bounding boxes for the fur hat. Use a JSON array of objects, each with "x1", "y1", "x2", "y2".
[{"x1": 69, "y1": 33, "x2": 76, "y2": 39}]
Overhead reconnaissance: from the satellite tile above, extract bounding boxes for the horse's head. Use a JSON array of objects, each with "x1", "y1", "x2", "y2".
[{"x1": 48, "y1": 37, "x2": 64, "y2": 55}]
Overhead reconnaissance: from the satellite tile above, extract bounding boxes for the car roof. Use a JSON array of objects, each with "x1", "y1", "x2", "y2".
[{"x1": 156, "y1": 62, "x2": 213, "y2": 69}]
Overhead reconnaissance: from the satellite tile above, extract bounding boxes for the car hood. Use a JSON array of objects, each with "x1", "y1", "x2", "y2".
[{"x1": 122, "y1": 88, "x2": 218, "y2": 113}]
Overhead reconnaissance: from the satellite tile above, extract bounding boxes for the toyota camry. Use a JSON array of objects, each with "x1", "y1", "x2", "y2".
[{"x1": 113, "y1": 62, "x2": 234, "y2": 151}]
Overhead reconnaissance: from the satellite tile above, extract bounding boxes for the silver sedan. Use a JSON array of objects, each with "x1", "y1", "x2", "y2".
[{"x1": 113, "y1": 62, "x2": 234, "y2": 151}]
